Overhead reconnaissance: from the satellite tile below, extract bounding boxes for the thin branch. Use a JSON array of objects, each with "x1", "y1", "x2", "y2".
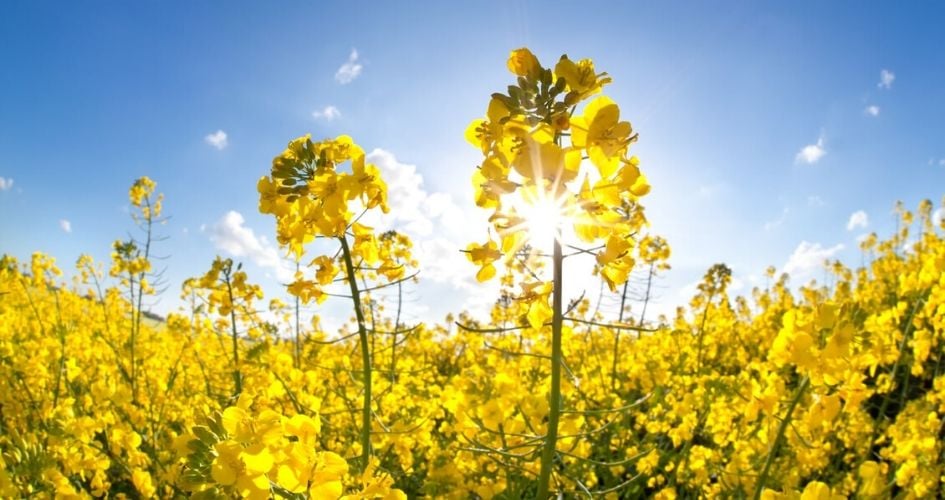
[{"x1": 564, "y1": 316, "x2": 657, "y2": 332}]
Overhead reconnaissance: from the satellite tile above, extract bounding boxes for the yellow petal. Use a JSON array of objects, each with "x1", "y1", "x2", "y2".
[
  {"x1": 630, "y1": 174, "x2": 651, "y2": 196},
  {"x1": 210, "y1": 459, "x2": 237, "y2": 486},
  {"x1": 476, "y1": 264, "x2": 496, "y2": 282},
  {"x1": 241, "y1": 445, "x2": 274, "y2": 474},
  {"x1": 465, "y1": 119, "x2": 486, "y2": 148},
  {"x1": 221, "y1": 406, "x2": 248, "y2": 437},
  {"x1": 277, "y1": 465, "x2": 306, "y2": 493}
]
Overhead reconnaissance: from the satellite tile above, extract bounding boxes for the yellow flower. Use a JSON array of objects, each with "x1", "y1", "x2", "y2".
[
  {"x1": 465, "y1": 97, "x2": 512, "y2": 156},
  {"x1": 347, "y1": 155, "x2": 389, "y2": 213},
  {"x1": 858, "y1": 461, "x2": 886, "y2": 496},
  {"x1": 311, "y1": 255, "x2": 339, "y2": 286},
  {"x1": 257, "y1": 176, "x2": 289, "y2": 217},
  {"x1": 507, "y1": 47, "x2": 541, "y2": 77},
  {"x1": 128, "y1": 176, "x2": 156, "y2": 206},
  {"x1": 799, "y1": 481, "x2": 841, "y2": 500},
  {"x1": 131, "y1": 469, "x2": 156, "y2": 498},
  {"x1": 519, "y1": 281, "x2": 553, "y2": 329},
  {"x1": 554, "y1": 55, "x2": 611, "y2": 98},
  {"x1": 570, "y1": 96, "x2": 636, "y2": 177},
  {"x1": 287, "y1": 278, "x2": 326, "y2": 305},
  {"x1": 466, "y1": 240, "x2": 502, "y2": 282},
  {"x1": 511, "y1": 131, "x2": 582, "y2": 184},
  {"x1": 309, "y1": 452, "x2": 348, "y2": 499},
  {"x1": 472, "y1": 159, "x2": 517, "y2": 209},
  {"x1": 211, "y1": 441, "x2": 273, "y2": 499}
]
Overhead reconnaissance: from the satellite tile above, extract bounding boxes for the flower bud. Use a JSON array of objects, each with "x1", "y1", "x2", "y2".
[{"x1": 507, "y1": 48, "x2": 541, "y2": 78}]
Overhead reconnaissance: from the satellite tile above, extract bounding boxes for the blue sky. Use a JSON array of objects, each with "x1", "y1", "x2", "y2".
[{"x1": 2, "y1": 2, "x2": 945, "y2": 327}]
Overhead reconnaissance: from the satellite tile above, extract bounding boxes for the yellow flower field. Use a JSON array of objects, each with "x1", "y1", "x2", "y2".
[{"x1": 2, "y1": 48, "x2": 945, "y2": 499}]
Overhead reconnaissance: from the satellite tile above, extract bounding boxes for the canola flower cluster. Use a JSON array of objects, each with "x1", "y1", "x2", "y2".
[
  {"x1": 465, "y1": 48, "x2": 653, "y2": 294},
  {"x1": 1, "y1": 49, "x2": 945, "y2": 499}
]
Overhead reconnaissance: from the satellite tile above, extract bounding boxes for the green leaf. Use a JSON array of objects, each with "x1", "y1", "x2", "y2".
[{"x1": 192, "y1": 425, "x2": 218, "y2": 445}]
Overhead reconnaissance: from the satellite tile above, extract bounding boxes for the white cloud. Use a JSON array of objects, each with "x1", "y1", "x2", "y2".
[
  {"x1": 414, "y1": 237, "x2": 475, "y2": 286},
  {"x1": 366, "y1": 149, "x2": 472, "y2": 239},
  {"x1": 865, "y1": 105, "x2": 880, "y2": 116},
  {"x1": 312, "y1": 105, "x2": 341, "y2": 121},
  {"x1": 796, "y1": 135, "x2": 826, "y2": 164},
  {"x1": 807, "y1": 195, "x2": 825, "y2": 207},
  {"x1": 933, "y1": 208, "x2": 944, "y2": 227},
  {"x1": 783, "y1": 241, "x2": 844, "y2": 280},
  {"x1": 335, "y1": 49, "x2": 363, "y2": 84},
  {"x1": 205, "y1": 130, "x2": 228, "y2": 150},
  {"x1": 360, "y1": 149, "x2": 495, "y2": 320},
  {"x1": 846, "y1": 210, "x2": 869, "y2": 231},
  {"x1": 878, "y1": 69, "x2": 895, "y2": 89},
  {"x1": 209, "y1": 211, "x2": 294, "y2": 282},
  {"x1": 0, "y1": 177, "x2": 12, "y2": 191},
  {"x1": 59, "y1": 219, "x2": 72, "y2": 233}
]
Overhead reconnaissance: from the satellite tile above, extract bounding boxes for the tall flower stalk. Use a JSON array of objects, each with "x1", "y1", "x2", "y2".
[
  {"x1": 464, "y1": 48, "x2": 662, "y2": 497},
  {"x1": 257, "y1": 134, "x2": 414, "y2": 473},
  {"x1": 109, "y1": 177, "x2": 165, "y2": 405}
]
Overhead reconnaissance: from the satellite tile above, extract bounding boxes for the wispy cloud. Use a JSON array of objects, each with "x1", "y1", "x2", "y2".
[
  {"x1": 878, "y1": 69, "x2": 895, "y2": 89},
  {"x1": 764, "y1": 207, "x2": 790, "y2": 231},
  {"x1": 795, "y1": 134, "x2": 826, "y2": 164},
  {"x1": 312, "y1": 105, "x2": 341, "y2": 120},
  {"x1": 697, "y1": 182, "x2": 727, "y2": 198},
  {"x1": 846, "y1": 210, "x2": 868, "y2": 231},
  {"x1": 59, "y1": 219, "x2": 72, "y2": 233},
  {"x1": 209, "y1": 211, "x2": 294, "y2": 282},
  {"x1": 0, "y1": 177, "x2": 12, "y2": 191},
  {"x1": 807, "y1": 195, "x2": 825, "y2": 207},
  {"x1": 865, "y1": 105, "x2": 880, "y2": 117},
  {"x1": 205, "y1": 130, "x2": 228, "y2": 150},
  {"x1": 335, "y1": 49, "x2": 363, "y2": 84},
  {"x1": 783, "y1": 241, "x2": 844, "y2": 281}
]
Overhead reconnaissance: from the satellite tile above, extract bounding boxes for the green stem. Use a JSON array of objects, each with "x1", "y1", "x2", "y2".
[
  {"x1": 611, "y1": 280, "x2": 629, "y2": 390},
  {"x1": 340, "y1": 236, "x2": 372, "y2": 472},
  {"x1": 128, "y1": 269, "x2": 138, "y2": 404},
  {"x1": 294, "y1": 261, "x2": 301, "y2": 369},
  {"x1": 752, "y1": 376, "x2": 809, "y2": 499},
  {"x1": 852, "y1": 295, "x2": 925, "y2": 492},
  {"x1": 131, "y1": 198, "x2": 153, "y2": 405},
  {"x1": 537, "y1": 237, "x2": 564, "y2": 498},
  {"x1": 391, "y1": 280, "x2": 402, "y2": 382},
  {"x1": 224, "y1": 269, "x2": 242, "y2": 397},
  {"x1": 695, "y1": 289, "x2": 716, "y2": 374},
  {"x1": 52, "y1": 290, "x2": 66, "y2": 409},
  {"x1": 639, "y1": 263, "x2": 655, "y2": 330}
]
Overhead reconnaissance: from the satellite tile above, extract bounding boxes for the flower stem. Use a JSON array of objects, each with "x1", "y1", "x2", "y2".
[
  {"x1": 752, "y1": 376, "x2": 809, "y2": 499},
  {"x1": 340, "y1": 235, "x2": 372, "y2": 472},
  {"x1": 224, "y1": 267, "x2": 242, "y2": 397},
  {"x1": 294, "y1": 261, "x2": 301, "y2": 369},
  {"x1": 537, "y1": 236, "x2": 564, "y2": 498},
  {"x1": 611, "y1": 280, "x2": 629, "y2": 390}
]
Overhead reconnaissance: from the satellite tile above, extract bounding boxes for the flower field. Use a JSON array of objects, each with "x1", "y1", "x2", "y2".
[{"x1": 2, "y1": 48, "x2": 945, "y2": 499}]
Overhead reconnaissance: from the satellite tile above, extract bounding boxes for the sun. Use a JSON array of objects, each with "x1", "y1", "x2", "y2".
[{"x1": 511, "y1": 190, "x2": 568, "y2": 251}]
